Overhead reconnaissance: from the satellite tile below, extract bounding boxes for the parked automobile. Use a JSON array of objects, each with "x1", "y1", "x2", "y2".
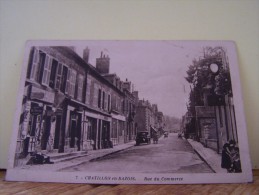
[
  {"x1": 136, "y1": 131, "x2": 151, "y2": 146},
  {"x1": 163, "y1": 131, "x2": 168, "y2": 138}
]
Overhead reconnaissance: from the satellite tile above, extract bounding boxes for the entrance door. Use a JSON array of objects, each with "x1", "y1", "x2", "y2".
[
  {"x1": 41, "y1": 115, "x2": 51, "y2": 150},
  {"x1": 97, "y1": 120, "x2": 101, "y2": 149},
  {"x1": 76, "y1": 114, "x2": 82, "y2": 151},
  {"x1": 102, "y1": 121, "x2": 110, "y2": 148},
  {"x1": 54, "y1": 115, "x2": 62, "y2": 149},
  {"x1": 70, "y1": 119, "x2": 77, "y2": 148}
]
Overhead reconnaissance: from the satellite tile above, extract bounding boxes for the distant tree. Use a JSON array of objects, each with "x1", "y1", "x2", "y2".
[{"x1": 164, "y1": 115, "x2": 181, "y2": 132}]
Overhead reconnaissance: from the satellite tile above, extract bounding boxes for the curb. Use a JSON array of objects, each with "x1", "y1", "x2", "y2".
[
  {"x1": 57, "y1": 143, "x2": 135, "y2": 171},
  {"x1": 192, "y1": 148, "x2": 216, "y2": 173}
]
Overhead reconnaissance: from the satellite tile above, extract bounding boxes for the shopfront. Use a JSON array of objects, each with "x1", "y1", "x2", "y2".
[
  {"x1": 196, "y1": 106, "x2": 218, "y2": 151},
  {"x1": 17, "y1": 85, "x2": 56, "y2": 157}
]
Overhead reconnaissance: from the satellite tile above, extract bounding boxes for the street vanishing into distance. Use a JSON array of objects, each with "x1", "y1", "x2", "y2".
[{"x1": 63, "y1": 133, "x2": 213, "y2": 173}]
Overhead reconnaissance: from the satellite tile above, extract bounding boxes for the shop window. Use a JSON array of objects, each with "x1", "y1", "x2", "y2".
[
  {"x1": 111, "y1": 119, "x2": 117, "y2": 138},
  {"x1": 87, "y1": 118, "x2": 96, "y2": 141},
  {"x1": 87, "y1": 121, "x2": 92, "y2": 140}
]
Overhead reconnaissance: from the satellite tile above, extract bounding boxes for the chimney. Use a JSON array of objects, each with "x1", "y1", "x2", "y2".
[
  {"x1": 96, "y1": 51, "x2": 110, "y2": 74},
  {"x1": 83, "y1": 47, "x2": 90, "y2": 63}
]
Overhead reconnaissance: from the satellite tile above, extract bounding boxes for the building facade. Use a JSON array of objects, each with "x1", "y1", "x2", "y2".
[
  {"x1": 183, "y1": 47, "x2": 238, "y2": 153},
  {"x1": 16, "y1": 46, "x2": 129, "y2": 165},
  {"x1": 135, "y1": 100, "x2": 156, "y2": 138},
  {"x1": 18, "y1": 46, "x2": 88, "y2": 160}
]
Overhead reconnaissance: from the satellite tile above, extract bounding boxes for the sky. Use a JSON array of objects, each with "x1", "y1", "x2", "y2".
[{"x1": 74, "y1": 41, "x2": 223, "y2": 118}]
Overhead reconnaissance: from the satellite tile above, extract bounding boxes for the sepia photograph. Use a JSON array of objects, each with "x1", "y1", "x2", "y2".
[{"x1": 6, "y1": 40, "x2": 252, "y2": 184}]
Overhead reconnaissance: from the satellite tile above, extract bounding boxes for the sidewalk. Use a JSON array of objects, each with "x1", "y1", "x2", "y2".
[
  {"x1": 187, "y1": 139, "x2": 227, "y2": 173},
  {"x1": 18, "y1": 141, "x2": 136, "y2": 172}
]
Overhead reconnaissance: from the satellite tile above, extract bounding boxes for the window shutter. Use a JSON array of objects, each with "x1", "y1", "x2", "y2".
[
  {"x1": 104, "y1": 92, "x2": 108, "y2": 111},
  {"x1": 30, "y1": 48, "x2": 39, "y2": 80},
  {"x1": 77, "y1": 74, "x2": 84, "y2": 102},
  {"x1": 55, "y1": 63, "x2": 63, "y2": 90},
  {"x1": 93, "y1": 84, "x2": 98, "y2": 108},
  {"x1": 65, "y1": 68, "x2": 71, "y2": 94},
  {"x1": 42, "y1": 55, "x2": 52, "y2": 86},
  {"x1": 47, "y1": 57, "x2": 52, "y2": 85},
  {"x1": 108, "y1": 94, "x2": 111, "y2": 112},
  {"x1": 86, "y1": 78, "x2": 91, "y2": 104},
  {"x1": 70, "y1": 69, "x2": 77, "y2": 98}
]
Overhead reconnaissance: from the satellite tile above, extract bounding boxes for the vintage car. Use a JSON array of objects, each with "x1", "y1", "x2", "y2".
[
  {"x1": 163, "y1": 131, "x2": 169, "y2": 138},
  {"x1": 135, "y1": 131, "x2": 151, "y2": 146}
]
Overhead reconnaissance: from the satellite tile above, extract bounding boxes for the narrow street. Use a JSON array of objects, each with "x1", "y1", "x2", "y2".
[{"x1": 63, "y1": 133, "x2": 213, "y2": 173}]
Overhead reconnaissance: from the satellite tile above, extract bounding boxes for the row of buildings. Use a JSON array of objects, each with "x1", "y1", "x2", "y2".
[{"x1": 16, "y1": 46, "x2": 164, "y2": 163}]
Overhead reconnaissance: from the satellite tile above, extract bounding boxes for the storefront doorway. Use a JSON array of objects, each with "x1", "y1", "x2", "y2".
[
  {"x1": 54, "y1": 114, "x2": 62, "y2": 149},
  {"x1": 41, "y1": 107, "x2": 52, "y2": 150},
  {"x1": 69, "y1": 111, "x2": 82, "y2": 151}
]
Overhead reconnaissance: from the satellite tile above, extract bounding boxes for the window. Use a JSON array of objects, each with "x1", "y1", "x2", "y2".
[
  {"x1": 108, "y1": 94, "x2": 111, "y2": 112},
  {"x1": 93, "y1": 83, "x2": 99, "y2": 108},
  {"x1": 86, "y1": 78, "x2": 91, "y2": 104},
  {"x1": 42, "y1": 55, "x2": 52, "y2": 86},
  {"x1": 37, "y1": 52, "x2": 46, "y2": 83},
  {"x1": 98, "y1": 89, "x2": 102, "y2": 108},
  {"x1": 87, "y1": 121, "x2": 92, "y2": 140},
  {"x1": 111, "y1": 119, "x2": 117, "y2": 138},
  {"x1": 49, "y1": 59, "x2": 58, "y2": 88},
  {"x1": 69, "y1": 69, "x2": 77, "y2": 97},
  {"x1": 55, "y1": 63, "x2": 63, "y2": 90},
  {"x1": 65, "y1": 68, "x2": 71, "y2": 94},
  {"x1": 29, "y1": 48, "x2": 39, "y2": 81},
  {"x1": 102, "y1": 91, "x2": 105, "y2": 109},
  {"x1": 61, "y1": 66, "x2": 68, "y2": 93},
  {"x1": 76, "y1": 74, "x2": 84, "y2": 102}
]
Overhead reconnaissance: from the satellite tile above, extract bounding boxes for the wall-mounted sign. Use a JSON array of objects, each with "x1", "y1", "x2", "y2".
[
  {"x1": 195, "y1": 106, "x2": 215, "y2": 117},
  {"x1": 30, "y1": 106, "x2": 43, "y2": 115},
  {"x1": 30, "y1": 86, "x2": 55, "y2": 103},
  {"x1": 46, "y1": 110, "x2": 54, "y2": 116}
]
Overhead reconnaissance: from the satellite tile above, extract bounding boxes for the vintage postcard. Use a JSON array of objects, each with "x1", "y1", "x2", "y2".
[{"x1": 6, "y1": 40, "x2": 252, "y2": 184}]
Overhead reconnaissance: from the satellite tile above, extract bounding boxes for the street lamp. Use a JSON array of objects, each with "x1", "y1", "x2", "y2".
[{"x1": 209, "y1": 63, "x2": 219, "y2": 74}]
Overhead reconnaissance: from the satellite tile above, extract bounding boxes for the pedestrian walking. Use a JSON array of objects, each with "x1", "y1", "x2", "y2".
[{"x1": 153, "y1": 132, "x2": 158, "y2": 144}]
